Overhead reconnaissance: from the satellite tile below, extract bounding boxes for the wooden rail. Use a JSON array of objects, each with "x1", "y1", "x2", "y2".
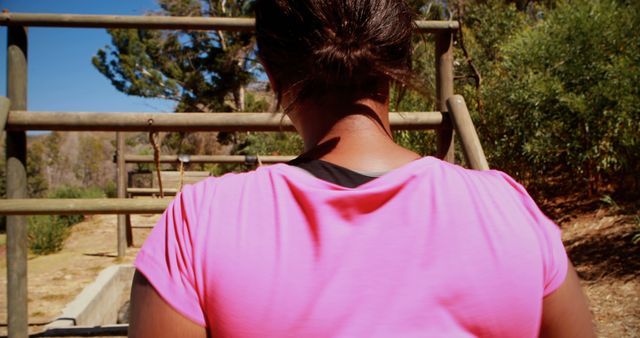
[
  {"x1": 128, "y1": 188, "x2": 180, "y2": 196},
  {"x1": 5, "y1": 110, "x2": 446, "y2": 132},
  {"x1": 0, "y1": 199, "x2": 171, "y2": 216},
  {"x1": 34, "y1": 324, "x2": 129, "y2": 337},
  {"x1": 0, "y1": 13, "x2": 458, "y2": 32},
  {"x1": 124, "y1": 154, "x2": 295, "y2": 164}
]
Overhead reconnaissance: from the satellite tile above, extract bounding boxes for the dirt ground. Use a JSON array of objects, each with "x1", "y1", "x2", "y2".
[
  {"x1": 561, "y1": 212, "x2": 640, "y2": 337},
  {"x1": 0, "y1": 206, "x2": 638, "y2": 337},
  {"x1": 0, "y1": 214, "x2": 155, "y2": 337}
]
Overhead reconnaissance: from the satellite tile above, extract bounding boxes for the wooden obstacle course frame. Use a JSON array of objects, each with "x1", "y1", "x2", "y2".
[{"x1": 0, "y1": 12, "x2": 485, "y2": 338}]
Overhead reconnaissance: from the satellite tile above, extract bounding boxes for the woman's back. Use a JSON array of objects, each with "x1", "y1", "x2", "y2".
[{"x1": 135, "y1": 158, "x2": 567, "y2": 337}]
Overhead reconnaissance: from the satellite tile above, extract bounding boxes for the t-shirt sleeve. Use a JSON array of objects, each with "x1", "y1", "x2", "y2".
[
  {"x1": 495, "y1": 171, "x2": 569, "y2": 297},
  {"x1": 134, "y1": 187, "x2": 206, "y2": 327}
]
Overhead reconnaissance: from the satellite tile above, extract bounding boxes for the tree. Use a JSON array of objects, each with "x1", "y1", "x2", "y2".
[
  {"x1": 27, "y1": 141, "x2": 48, "y2": 197},
  {"x1": 94, "y1": 0, "x2": 257, "y2": 113},
  {"x1": 75, "y1": 135, "x2": 109, "y2": 187},
  {"x1": 93, "y1": 0, "x2": 259, "y2": 153},
  {"x1": 42, "y1": 131, "x2": 67, "y2": 185}
]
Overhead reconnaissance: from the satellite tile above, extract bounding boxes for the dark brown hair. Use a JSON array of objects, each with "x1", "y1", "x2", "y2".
[{"x1": 255, "y1": 0, "x2": 416, "y2": 111}]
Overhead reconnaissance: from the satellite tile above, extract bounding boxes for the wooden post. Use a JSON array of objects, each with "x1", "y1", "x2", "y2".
[
  {"x1": 435, "y1": 31, "x2": 455, "y2": 163},
  {"x1": 446, "y1": 95, "x2": 489, "y2": 170},
  {"x1": 126, "y1": 214, "x2": 133, "y2": 247},
  {"x1": 116, "y1": 132, "x2": 127, "y2": 257},
  {"x1": 6, "y1": 25, "x2": 28, "y2": 338}
]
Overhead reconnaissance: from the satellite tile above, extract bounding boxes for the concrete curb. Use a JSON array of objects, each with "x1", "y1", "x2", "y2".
[{"x1": 45, "y1": 265, "x2": 134, "y2": 329}]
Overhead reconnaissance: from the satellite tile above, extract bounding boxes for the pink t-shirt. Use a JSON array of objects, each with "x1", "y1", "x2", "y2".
[{"x1": 135, "y1": 157, "x2": 567, "y2": 337}]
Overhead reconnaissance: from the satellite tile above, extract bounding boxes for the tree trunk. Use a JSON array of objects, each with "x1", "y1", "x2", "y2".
[{"x1": 234, "y1": 85, "x2": 245, "y2": 112}]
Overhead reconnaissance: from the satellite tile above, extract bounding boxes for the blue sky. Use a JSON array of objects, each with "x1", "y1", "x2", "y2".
[{"x1": 0, "y1": 0, "x2": 176, "y2": 113}]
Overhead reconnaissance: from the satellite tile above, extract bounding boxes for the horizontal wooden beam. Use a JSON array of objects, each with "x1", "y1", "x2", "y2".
[
  {"x1": 6, "y1": 111, "x2": 445, "y2": 132},
  {"x1": 0, "y1": 13, "x2": 255, "y2": 31},
  {"x1": 38, "y1": 324, "x2": 128, "y2": 337},
  {"x1": 128, "y1": 188, "x2": 179, "y2": 196},
  {"x1": 0, "y1": 13, "x2": 458, "y2": 32},
  {"x1": 124, "y1": 154, "x2": 295, "y2": 164},
  {"x1": 0, "y1": 199, "x2": 171, "y2": 215},
  {"x1": 131, "y1": 225, "x2": 155, "y2": 229}
]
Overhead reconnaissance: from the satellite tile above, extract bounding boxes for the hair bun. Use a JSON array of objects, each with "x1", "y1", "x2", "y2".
[
  {"x1": 256, "y1": 0, "x2": 416, "y2": 104},
  {"x1": 312, "y1": 38, "x2": 375, "y2": 85}
]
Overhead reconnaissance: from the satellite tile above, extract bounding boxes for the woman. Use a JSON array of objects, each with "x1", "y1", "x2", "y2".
[{"x1": 128, "y1": 0, "x2": 595, "y2": 337}]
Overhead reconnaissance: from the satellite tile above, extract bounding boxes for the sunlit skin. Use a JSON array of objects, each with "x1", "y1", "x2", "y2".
[
  {"x1": 128, "y1": 83, "x2": 596, "y2": 337},
  {"x1": 284, "y1": 81, "x2": 422, "y2": 173}
]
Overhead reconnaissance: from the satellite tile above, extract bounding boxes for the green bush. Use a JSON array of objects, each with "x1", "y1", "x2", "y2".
[
  {"x1": 26, "y1": 185, "x2": 107, "y2": 255},
  {"x1": 27, "y1": 215, "x2": 69, "y2": 255},
  {"x1": 48, "y1": 185, "x2": 106, "y2": 227},
  {"x1": 103, "y1": 181, "x2": 118, "y2": 198},
  {"x1": 478, "y1": 0, "x2": 639, "y2": 193}
]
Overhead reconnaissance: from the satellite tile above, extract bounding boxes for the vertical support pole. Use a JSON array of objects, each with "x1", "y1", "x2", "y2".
[
  {"x1": 116, "y1": 132, "x2": 127, "y2": 257},
  {"x1": 6, "y1": 25, "x2": 28, "y2": 338},
  {"x1": 125, "y1": 214, "x2": 133, "y2": 247},
  {"x1": 435, "y1": 31, "x2": 455, "y2": 163}
]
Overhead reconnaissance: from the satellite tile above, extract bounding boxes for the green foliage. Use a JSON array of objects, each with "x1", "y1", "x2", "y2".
[
  {"x1": 27, "y1": 185, "x2": 107, "y2": 255},
  {"x1": 477, "y1": 0, "x2": 639, "y2": 192},
  {"x1": 75, "y1": 135, "x2": 109, "y2": 186},
  {"x1": 27, "y1": 215, "x2": 69, "y2": 255},
  {"x1": 135, "y1": 147, "x2": 154, "y2": 173},
  {"x1": 245, "y1": 91, "x2": 271, "y2": 112},
  {"x1": 43, "y1": 132, "x2": 66, "y2": 182},
  {"x1": 103, "y1": 181, "x2": 118, "y2": 198},
  {"x1": 93, "y1": 0, "x2": 256, "y2": 113},
  {"x1": 1, "y1": 137, "x2": 50, "y2": 232},
  {"x1": 238, "y1": 132, "x2": 303, "y2": 157},
  {"x1": 392, "y1": 87, "x2": 438, "y2": 156},
  {"x1": 48, "y1": 186, "x2": 106, "y2": 228},
  {"x1": 27, "y1": 141, "x2": 49, "y2": 197},
  {"x1": 93, "y1": 0, "x2": 260, "y2": 155},
  {"x1": 462, "y1": 0, "x2": 528, "y2": 64}
]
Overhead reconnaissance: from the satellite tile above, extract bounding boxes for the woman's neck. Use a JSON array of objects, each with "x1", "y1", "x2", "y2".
[{"x1": 291, "y1": 97, "x2": 421, "y2": 173}]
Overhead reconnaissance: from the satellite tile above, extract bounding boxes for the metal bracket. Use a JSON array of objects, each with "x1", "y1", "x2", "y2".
[{"x1": 177, "y1": 154, "x2": 191, "y2": 164}]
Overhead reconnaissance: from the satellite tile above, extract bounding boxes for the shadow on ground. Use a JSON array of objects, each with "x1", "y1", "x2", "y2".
[{"x1": 564, "y1": 216, "x2": 640, "y2": 281}]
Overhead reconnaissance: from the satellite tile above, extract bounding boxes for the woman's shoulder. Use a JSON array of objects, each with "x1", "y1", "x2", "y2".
[
  {"x1": 411, "y1": 157, "x2": 519, "y2": 188},
  {"x1": 177, "y1": 165, "x2": 287, "y2": 203},
  {"x1": 178, "y1": 158, "x2": 524, "y2": 202}
]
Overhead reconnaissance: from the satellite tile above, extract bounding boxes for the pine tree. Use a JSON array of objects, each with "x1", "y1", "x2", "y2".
[
  {"x1": 93, "y1": 0, "x2": 259, "y2": 153},
  {"x1": 93, "y1": 0, "x2": 257, "y2": 114}
]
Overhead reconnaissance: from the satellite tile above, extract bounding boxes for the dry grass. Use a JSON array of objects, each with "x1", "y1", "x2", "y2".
[{"x1": 0, "y1": 214, "x2": 156, "y2": 336}]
